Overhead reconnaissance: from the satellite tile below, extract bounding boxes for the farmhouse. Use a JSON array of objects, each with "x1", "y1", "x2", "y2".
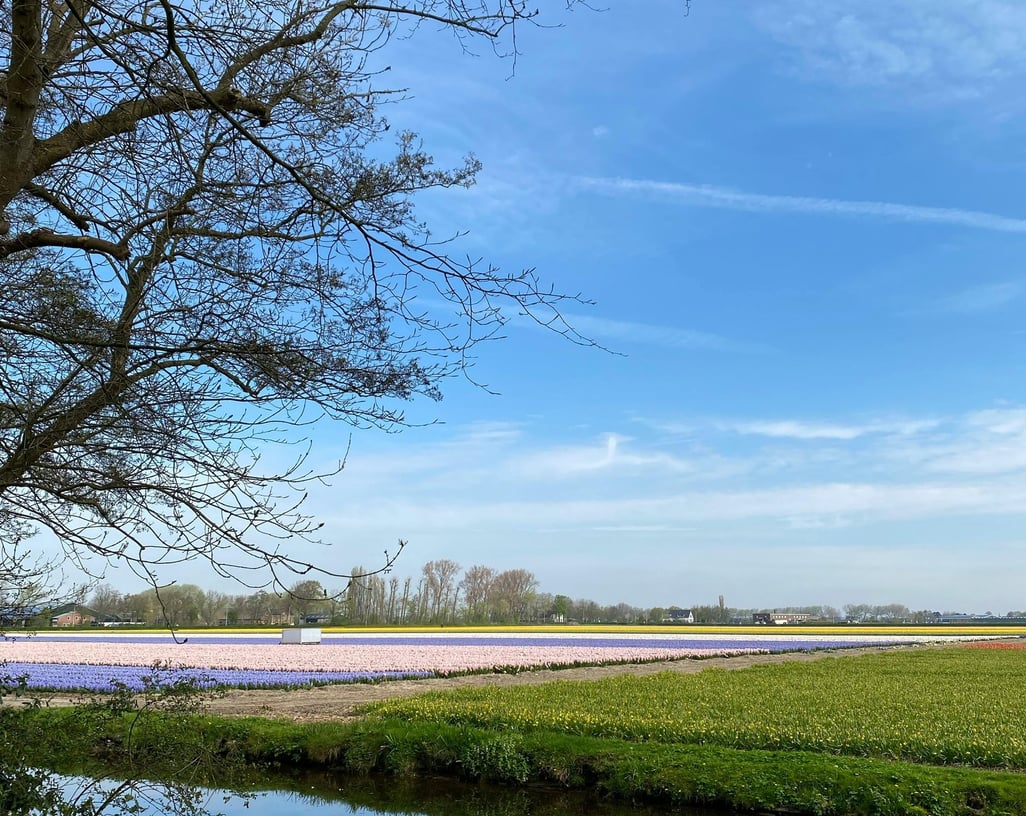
[
  {"x1": 50, "y1": 603, "x2": 99, "y2": 627},
  {"x1": 662, "y1": 608, "x2": 695, "y2": 624}
]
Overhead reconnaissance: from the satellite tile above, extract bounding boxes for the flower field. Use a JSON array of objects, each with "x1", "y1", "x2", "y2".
[
  {"x1": 0, "y1": 628, "x2": 1000, "y2": 692},
  {"x1": 368, "y1": 646, "x2": 1026, "y2": 769}
]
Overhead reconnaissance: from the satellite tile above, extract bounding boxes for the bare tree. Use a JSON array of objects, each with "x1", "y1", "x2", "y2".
[
  {"x1": 575, "y1": 597, "x2": 600, "y2": 624},
  {"x1": 385, "y1": 575, "x2": 398, "y2": 623},
  {"x1": 86, "y1": 581, "x2": 122, "y2": 617},
  {"x1": 148, "y1": 582, "x2": 204, "y2": 627},
  {"x1": 398, "y1": 576, "x2": 412, "y2": 624},
  {"x1": 0, "y1": 539, "x2": 65, "y2": 626},
  {"x1": 197, "y1": 589, "x2": 231, "y2": 626},
  {"x1": 344, "y1": 570, "x2": 387, "y2": 624},
  {"x1": 239, "y1": 589, "x2": 279, "y2": 625},
  {"x1": 286, "y1": 578, "x2": 327, "y2": 622},
  {"x1": 0, "y1": 1, "x2": 596, "y2": 593},
  {"x1": 489, "y1": 568, "x2": 536, "y2": 623},
  {"x1": 459, "y1": 564, "x2": 496, "y2": 622},
  {"x1": 343, "y1": 565, "x2": 369, "y2": 624},
  {"x1": 421, "y1": 558, "x2": 460, "y2": 622}
]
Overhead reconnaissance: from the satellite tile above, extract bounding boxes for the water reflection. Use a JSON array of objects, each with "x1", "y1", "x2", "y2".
[
  {"x1": 227, "y1": 772, "x2": 730, "y2": 816},
  {"x1": 61, "y1": 771, "x2": 730, "y2": 816}
]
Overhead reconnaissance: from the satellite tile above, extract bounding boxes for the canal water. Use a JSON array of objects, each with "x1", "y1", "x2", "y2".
[{"x1": 59, "y1": 771, "x2": 733, "y2": 816}]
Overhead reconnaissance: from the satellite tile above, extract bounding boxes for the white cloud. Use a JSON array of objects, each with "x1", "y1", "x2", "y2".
[
  {"x1": 318, "y1": 421, "x2": 524, "y2": 487},
  {"x1": 925, "y1": 445, "x2": 1026, "y2": 476},
  {"x1": 567, "y1": 312, "x2": 767, "y2": 353},
  {"x1": 726, "y1": 420, "x2": 863, "y2": 441},
  {"x1": 287, "y1": 403, "x2": 1026, "y2": 613},
  {"x1": 925, "y1": 283, "x2": 1022, "y2": 315},
  {"x1": 309, "y1": 405, "x2": 1026, "y2": 550},
  {"x1": 507, "y1": 433, "x2": 748, "y2": 482},
  {"x1": 318, "y1": 478, "x2": 1026, "y2": 532},
  {"x1": 755, "y1": 1, "x2": 1026, "y2": 98},
  {"x1": 968, "y1": 407, "x2": 1026, "y2": 435},
  {"x1": 783, "y1": 515, "x2": 853, "y2": 530},
  {"x1": 917, "y1": 408, "x2": 1026, "y2": 475},
  {"x1": 721, "y1": 418, "x2": 938, "y2": 441},
  {"x1": 511, "y1": 433, "x2": 623, "y2": 477},
  {"x1": 578, "y1": 176, "x2": 1026, "y2": 234},
  {"x1": 590, "y1": 525, "x2": 697, "y2": 533}
]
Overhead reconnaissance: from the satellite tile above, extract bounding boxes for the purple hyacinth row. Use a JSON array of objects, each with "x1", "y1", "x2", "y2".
[{"x1": 1, "y1": 661, "x2": 431, "y2": 692}]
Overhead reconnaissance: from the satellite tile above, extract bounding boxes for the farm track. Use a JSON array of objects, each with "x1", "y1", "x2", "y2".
[{"x1": 7, "y1": 640, "x2": 992, "y2": 723}]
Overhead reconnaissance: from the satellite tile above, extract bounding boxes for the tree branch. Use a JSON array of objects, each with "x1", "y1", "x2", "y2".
[
  {"x1": 0, "y1": 0, "x2": 45, "y2": 230},
  {"x1": 0, "y1": 228, "x2": 130, "y2": 260},
  {"x1": 32, "y1": 86, "x2": 272, "y2": 178},
  {"x1": 24, "y1": 182, "x2": 91, "y2": 230}
]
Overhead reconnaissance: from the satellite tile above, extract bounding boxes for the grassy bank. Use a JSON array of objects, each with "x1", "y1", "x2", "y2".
[
  {"x1": 13, "y1": 645, "x2": 1026, "y2": 815},
  {"x1": 13, "y1": 707, "x2": 1026, "y2": 815}
]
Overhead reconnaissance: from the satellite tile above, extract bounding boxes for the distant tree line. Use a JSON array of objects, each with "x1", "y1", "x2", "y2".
[
  {"x1": 72, "y1": 561, "x2": 716, "y2": 628},
  {"x1": 74, "y1": 561, "x2": 549, "y2": 628},
  {"x1": 31, "y1": 569, "x2": 986, "y2": 629}
]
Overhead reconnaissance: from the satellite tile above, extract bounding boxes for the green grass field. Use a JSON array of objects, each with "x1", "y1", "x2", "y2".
[{"x1": 368, "y1": 645, "x2": 1026, "y2": 768}]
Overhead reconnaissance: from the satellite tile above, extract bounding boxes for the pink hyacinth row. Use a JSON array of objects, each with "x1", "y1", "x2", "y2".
[{"x1": 0, "y1": 640, "x2": 763, "y2": 674}]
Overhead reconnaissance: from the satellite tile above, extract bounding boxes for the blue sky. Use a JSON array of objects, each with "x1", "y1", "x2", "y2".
[{"x1": 167, "y1": 3, "x2": 1026, "y2": 612}]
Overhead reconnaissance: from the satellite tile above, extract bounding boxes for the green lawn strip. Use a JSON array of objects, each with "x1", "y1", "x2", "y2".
[
  {"x1": 13, "y1": 707, "x2": 1026, "y2": 815},
  {"x1": 366, "y1": 647, "x2": 1026, "y2": 769}
]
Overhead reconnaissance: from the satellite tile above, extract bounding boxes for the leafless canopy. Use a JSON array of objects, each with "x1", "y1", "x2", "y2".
[{"x1": 0, "y1": 0, "x2": 587, "y2": 591}]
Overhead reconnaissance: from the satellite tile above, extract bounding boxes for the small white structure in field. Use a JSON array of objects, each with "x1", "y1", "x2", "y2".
[{"x1": 281, "y1": 627, "x2": 322, "y2": 645}]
